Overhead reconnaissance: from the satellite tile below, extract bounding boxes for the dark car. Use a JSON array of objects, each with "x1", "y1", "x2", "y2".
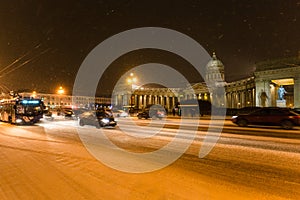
[
  {"x1": 231, "y1": 107, "x2": 300, "y2": 129},
  {"x1": 292, "y1": 108, "x2": 300, "y2": 114},
  {"x1": 79, "y1": 109, "x2": 117, "y2": 128},
  {"x1": 137, "y1": 104, "x2": 166, "y2": 119},
  {"x1": 62, "y1": 108, "x2": 76, "y2": 119}
]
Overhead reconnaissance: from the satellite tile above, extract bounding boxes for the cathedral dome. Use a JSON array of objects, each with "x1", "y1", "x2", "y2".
[
  {"x1": 206, "y1": 52, "x2": 224, "y2": 71},
  {"x1": 205, "y1": 52, "x2": 225, "y2": 84}
]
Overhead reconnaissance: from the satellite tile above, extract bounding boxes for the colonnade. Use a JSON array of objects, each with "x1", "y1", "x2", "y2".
[
  {"x1": 113, "y1": 93, "x2": 179, "y2": 112},
  {"x1": 254, "y1": 66, "x2": 300, "y2": 108},
  {"x1": 225, "y1": 89, "x2": 255, "y2": 108},
  {"x1": 113, "y1": 87, "x2": 258, "y2": 110},
  {"x1": 112, "y1": 65, "x2": 300, "y2": 110}
]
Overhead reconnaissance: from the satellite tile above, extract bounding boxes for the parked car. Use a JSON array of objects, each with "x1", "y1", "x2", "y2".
[
  {"x1": 292, "y1": 108, "x2": 300, "y2": 114},
  {"x1": 231, "y1": 107, "x2": 300, "y2": 129},
  {"x1": 137, "y1": 104, "x2": 166, "y2": 119},
  {"x1": 62, "y1": 108, "x2": 76, "y2": 119},
  {"x1": 112, "y1": 109, "x2": 129, "y2": 118},
  {"x1": 79, "y1": 109, "x2": 117, "y2": 128},
  {"x1": 73, "y1": 108, "x2": 89, "y2": 118}
]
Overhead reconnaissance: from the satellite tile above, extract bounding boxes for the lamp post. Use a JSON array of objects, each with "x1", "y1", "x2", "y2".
[
  {"x1": 31, "y1": 91, "x2": 37, "y2": 98},
  {"x1": 127, "y1": 73, "x2": 137, "y2": 113},
  {"x1": 57, "y1": 86, "x2": 64, "y2": 109}
]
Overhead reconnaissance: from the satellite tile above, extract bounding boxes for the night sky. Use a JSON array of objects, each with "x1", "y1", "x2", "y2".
[{"x1": 0, "y1": 0, "x2": 299, "y2": 95}]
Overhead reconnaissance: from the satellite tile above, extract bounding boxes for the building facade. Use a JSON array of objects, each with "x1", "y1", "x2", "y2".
[
  {"x1": 19, "y1": 92, "x2": 111, "y2": 109},
  {"x1": 112, "y1": 53, "x2": 300, "y2": 111},
  {"x1": 254, "y1": 57, "x2": 300, "y2": 108},
  {"x1": 9, "y1": 53, "x2": 299, "y2": 112}
]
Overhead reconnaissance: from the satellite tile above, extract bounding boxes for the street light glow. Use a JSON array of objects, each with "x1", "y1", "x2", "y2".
[
  {"x1": 57, "y1": 86, "x2": 64, "y2": 95},
  {"x1": 127, "y1": 75, "x2": 137, "y2": 84},
  {"x1": 32, "y1": 91, "x2": 36, "y2": 98}
]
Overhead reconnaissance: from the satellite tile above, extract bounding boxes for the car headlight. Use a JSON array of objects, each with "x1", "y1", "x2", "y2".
[
  {"x1": 232, "y1": 116, "x2": 238, "y2": 119},
  {"x1": 101, "y1": 118, "x2": 110, "y2": 124},
  {"x1": 16, "y1": 119, "x2": 23, "y2": 124}
]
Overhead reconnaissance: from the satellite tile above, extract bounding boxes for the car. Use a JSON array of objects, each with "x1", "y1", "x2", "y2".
[
  {"x1": 73, "y1": 108, "x2": 89, "y2": 118},
  {"x1": 292, "y1": 108, "x2": 300, "y2": 114},
  {"x1": 235, "y1": 106, "x2": 262, "y2": 115},
  {"x1": 78, "y1": 109, "x2": 117, "y2": 128},
  {"x1": 62, "y1": 108, "x2": 76, "y2": 119},
  {"x1": 231, "y1": 107, "x2": 300, "y2": 129},
  {"x1": 112, "y1": 109, "x2": 129, "y2": 118},
  {"x1": 137, "y1": 104, "x2": 166, "y2": 119}
]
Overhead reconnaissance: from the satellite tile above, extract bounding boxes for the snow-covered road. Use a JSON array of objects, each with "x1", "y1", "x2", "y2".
[{"x1": 0, "y1": 118, "x2": 299, "y2": 199}]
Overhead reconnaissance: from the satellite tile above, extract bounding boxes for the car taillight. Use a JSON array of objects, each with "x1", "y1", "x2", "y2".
[{"x1": 291, "y1": 115, "x2": 300, "y2": 119}]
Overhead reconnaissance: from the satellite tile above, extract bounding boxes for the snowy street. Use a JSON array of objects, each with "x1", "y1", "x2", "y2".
[{"x1": 1, "y1": 118, "x2": 300, "y2": 199}]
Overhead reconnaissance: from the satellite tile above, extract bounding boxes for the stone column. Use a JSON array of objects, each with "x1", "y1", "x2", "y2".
[
  {"x1": 139, "y1": 95, "x2": 143, "y2": 109},
  {"x1": 252, "y1": 88, "x2": 256, "y2": 107},
  {"x1": 227, "y1": 92, "x2": 231, "y2": 108},
  {"x1": 294, "y1": 76, "x2": 300, "y2": 108},
  {"x1": 134, "y1": 95, "x2": 138, "y2": 107},
  {"x1": 270, "y1": 84, "x2": 276, "y2": 107},
  {"x1": 255, "y1": 79, "x2": 271, "y2": 107},
  {"x1": 118, "y1": 94, "x2": 122, "y2": 106},
  {"x1": 144, "y1": 95, "x2": 147, "y2": 107},
  {"x1": 166, "y1": 96, "x2": 170, "y2": 110},
  {"x1": 111, "y1": 94, "x2": 116, "y2": 106},
  {"x1": 172, "y1": 97, "x2": 175, "y2": 108},
  {"x1": 232, "y1": 92, "x2": 236, "y2": 108},
  {"x1": 125, "y1": 94, "x2": 130, "y2": 106},
  {"x1": 241, "y1": 91, "x2": 245, "y2": 107},
  {"x1": 230, "y1": 92, "x2": 233, "y2": 108}
]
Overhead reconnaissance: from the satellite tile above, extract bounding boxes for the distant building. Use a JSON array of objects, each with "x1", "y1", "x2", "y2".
[
  {"x1": 19, "y1": 92, "x2": 111, "y2": 109},
  {"x1": 112, "y1": 52, "x2": 300, "y2": 110},
  {"x1": 13, "y1": 53, "x2": 300, "y2": 111}
]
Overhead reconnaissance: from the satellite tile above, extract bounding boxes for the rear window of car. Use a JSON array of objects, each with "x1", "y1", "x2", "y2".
[
  {"x1": 269, "y1": 109, "x2": 286, "y2": 115},
  {"x1": 289, "y1": 110, "x2": 300, "y2": 116}
]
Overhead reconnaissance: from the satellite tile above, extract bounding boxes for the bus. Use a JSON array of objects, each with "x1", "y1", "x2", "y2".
[{"x1": 0, "y1": 98, "x2": 45, "y2": 125}]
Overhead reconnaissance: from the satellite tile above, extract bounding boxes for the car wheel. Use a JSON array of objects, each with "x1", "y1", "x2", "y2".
[
  {"x1": 281, "y1": 120, "x2": 293, "y2": 130},
  {"x1": 138, "y1": 115, "x2": 142, "y2": 119},
  {"x1": 237, "y1": 119, "x2": 248, "y2": 127},
  {"x1": 79, "y1": 119, "x2": 84, "y2": 126}
]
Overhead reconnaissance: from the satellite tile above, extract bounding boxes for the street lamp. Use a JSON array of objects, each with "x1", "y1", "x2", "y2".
[
  {"x1": 127, "y1": 73, "x2": 137, "y2": 86},
  {"x1": 127, "y1": 73, "x2": 137, "y2": 112},
  {"x1": 57, "y1": 86, "x2": 64, "y2": 95},
  {"x1": 31, "y1": 91, "x2": 37, "y2": 98},
  {"x1": 56, "y1": 86, "x2": 65, "y2": 116},
  {"x1": 57, "y1": 86, "x2": 64, "y2": 106}
]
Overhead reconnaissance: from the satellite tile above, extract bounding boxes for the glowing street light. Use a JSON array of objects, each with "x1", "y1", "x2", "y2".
[
  {"x1": 57, "y1": 86, "x2": 65, "y2": 108},
  {"x1": 127, "y1": 73, "x2": 137, "y2": 85},
  {"x1": 127, "y1": 73, "x2": 137, "y2": 111},
  {"x1": 57, "y1": 86, "x2": 64, "y2": 95},
  {"x1": 31, "y1": 91, "x2": 37, "y2": 98}
]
